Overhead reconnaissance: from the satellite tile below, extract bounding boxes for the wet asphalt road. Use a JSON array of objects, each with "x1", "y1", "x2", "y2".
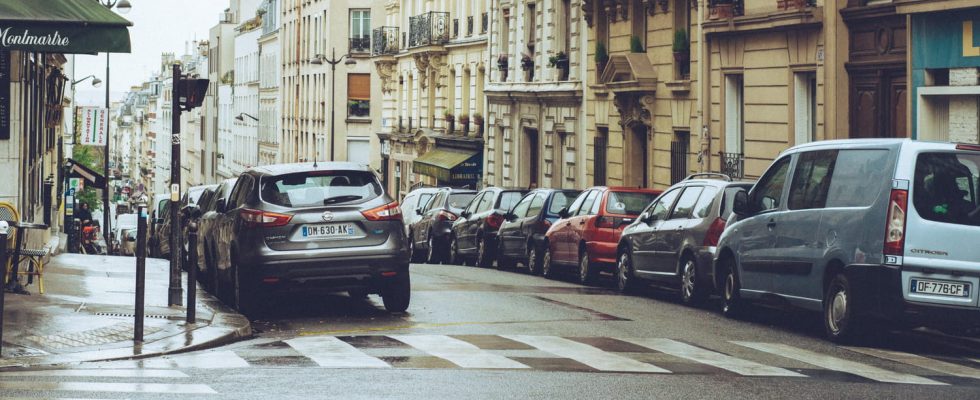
[{"x1": 3, "y1": 262, "x2": 980, "y2": 399}]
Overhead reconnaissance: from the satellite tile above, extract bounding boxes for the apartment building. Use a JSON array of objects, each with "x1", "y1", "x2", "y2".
[{"x1": 258, "y1": 0, "x2": 282, "y2": 166}]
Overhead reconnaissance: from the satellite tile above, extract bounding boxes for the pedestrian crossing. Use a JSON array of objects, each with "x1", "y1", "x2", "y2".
[{"x1": 0, "y1": 367, "x2": 217, "y2": 398}]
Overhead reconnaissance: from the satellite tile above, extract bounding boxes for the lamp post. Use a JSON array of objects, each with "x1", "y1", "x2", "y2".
[
  {"x1": 95, "y1": 0, "x2": 131, "y2": 254},
  {"x1": 311, "y1": 48, "x2": 356, "y2": 161}
]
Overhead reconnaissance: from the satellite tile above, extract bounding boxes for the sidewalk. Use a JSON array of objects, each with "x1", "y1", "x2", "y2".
[{"x1": 0, "y1": 253, "x2": 252, "y2": 368}]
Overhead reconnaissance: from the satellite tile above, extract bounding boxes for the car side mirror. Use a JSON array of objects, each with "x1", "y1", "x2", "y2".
[
  {"x1": 461, "y1": 210, "x2": 471, "y2": 219},
  {"x1": 215, "y1": 198, "x2": 226, "y2": 213},
  {"x1": 558, "y1": 207, "x2": 569, "y2": 219},
  {"x1": 732, "y1": 190, "x2": 751, "y2": 216},
  {"x1": 504, "y1": 212, "x2": 517, "y2": 221},
  {"x1": 416, "y1": 208, "x2": 423, "y2": 215},
  {"x1": 182, "y1": 204, "x2": 202, "y2": 219}
]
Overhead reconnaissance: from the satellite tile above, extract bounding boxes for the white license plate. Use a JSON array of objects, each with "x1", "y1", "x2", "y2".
[
  {"x1": 910, "y1": 279, "x2": 970, "y2": 298},
  {"x1": 302, "y1": 224, "x2": 356, "y2": 238}
]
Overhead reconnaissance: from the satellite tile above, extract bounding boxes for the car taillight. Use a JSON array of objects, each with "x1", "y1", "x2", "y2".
[
  {"x1": 486, "y1": 213, "x2": 504, "y2": 229},
  {"x1": 703, "y1": 217, "x2": 726, "y2": 247},
  {"x1": 362, "y1": 201, "x2": 403, "y2": 221},
  {"x1": 241, "y1": 208, "x2": 293, "y2": 228},
  {"x1": 436, "y1": 210, "x2": 458, "y2": 222},
  {"x1": 884, "y1": 189, "x2": 908, "y2": 256},
  {"x1": 956, "y1": 143, "x2": 980, "y2": 152}
]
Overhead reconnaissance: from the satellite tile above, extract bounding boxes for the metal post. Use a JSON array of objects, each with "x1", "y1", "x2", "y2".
[
  {"x1": 186, "y1": 221, "x2": 197, "y2": 324},
  {"x1": 330, "y1": 48, "x2": 336, "y2": 161},
  {"x1": 73, "y1": 218, "x2": 81, "y2": 253},
  {"x1": 104, "y1": 52, "x2": 112, "y2": 255},
  {"x1": 168, "y1": 63, "x2": 183, "y2": 306},
  {"x1": 134, "y1": 205, "x2": 147, "y2": 342},
  {"x1": 0, "y1": 220, "x2": 8, "y2": 356}
]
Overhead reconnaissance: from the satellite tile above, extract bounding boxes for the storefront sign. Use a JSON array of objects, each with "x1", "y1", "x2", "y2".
[
  {"x1": 0, "y1": 25, "x2": 130, "y2": 54},
  {"x1": 78, "y1": 106, "x2": 108, "y2": 146},
  {"x1": 912, "y1": 11, "x2": 980, "y2": 69},
  {"x1": 0, "y1": 50, "x2": 8, "y2": 140}
]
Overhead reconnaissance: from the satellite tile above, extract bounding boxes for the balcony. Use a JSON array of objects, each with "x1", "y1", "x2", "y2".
[
  {"x1": 349, "y1": 36, "x2": 371, "y2": 55},
  {"x1": 481, "y1": 12, "x2": 488, "y2": 33},
  {"x1": 467, "y1": 16, "x2": 474, "y2": 36},
  {"x1": 719, "y1": 152, "x2": 745, "y2": 179},
  {"x1": 409, "y1": 11, "x2": 450, "y2": 48},
  {"x1": 372, "y1": 26, "x2": 399, "y2": 56}
]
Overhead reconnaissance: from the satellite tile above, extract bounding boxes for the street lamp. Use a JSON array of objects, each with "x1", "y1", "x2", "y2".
[
  {"x1": 235, "y1": 113, "x2": 259, "y2": 122},
  {"x1": 311, "y1": 48, "x2": 356, "y2": 161},
  {"x1": 71, "y1": 75, "x2": 102, "y2": 88}
]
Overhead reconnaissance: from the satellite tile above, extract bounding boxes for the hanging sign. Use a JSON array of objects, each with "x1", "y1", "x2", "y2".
[{"x1": 78, "y1": 106, "x2": 108, "y2": 146}]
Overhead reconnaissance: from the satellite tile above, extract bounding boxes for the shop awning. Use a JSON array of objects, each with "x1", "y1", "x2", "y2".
[
  {"x1": 413, "y1": 147, "x2": 482, "y2": 183},
  {"x1": 65, "y1": 157, "x2": 106, "y2": 189},
  {"x1": 0, "y1": 0, "x2": 133, "y2": 54}
]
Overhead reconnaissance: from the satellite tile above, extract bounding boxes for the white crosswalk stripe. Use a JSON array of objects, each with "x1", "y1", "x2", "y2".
[
  {"x1": 501, "y1": 335, "x2": 670, "y2": 373},
  {"x1": 0, "y1": 367, "x2": 217, "y2": 396},
  {"x1": 846, "y1": 347, "x2": 980, "y2": 380},
  {"x1": 732, "y1": 342, "x2": 945, "y2": 385},
  {"x1": 391, "y1": 335, "x2": 531, "y2": 369},
  {"x1": 620, "y1": 338, "x2": 805, "y2": 377},
  {"x1": 0, "y1": 380, "x2": 217, "y2": 394},
  {"x1": 0, "y1": 368, "x2": 189, "y2": 378},
  {"x1": 285, "y1": 336, "x2": 391, "y2": 368}
]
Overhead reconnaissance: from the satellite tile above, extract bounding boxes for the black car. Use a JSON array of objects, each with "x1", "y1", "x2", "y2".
[
  {"x1": 408, "y1": 188, "x2": 477, "y2": 264},
  {"x1": 211, "y1": 163, "x2": 410, "y2": 314},
  {"x1": 153, "y1": 184, "x2": 213, "y2": 261},
  {"x1": 497, "y1": 189, "x2": 581, "y2": 273},
  {"x1": 449, "y1": 187, "x2": 528, "y2": 267},
  {"x1": 199, "y1": 178, "x2": 237, "y2": 295}
]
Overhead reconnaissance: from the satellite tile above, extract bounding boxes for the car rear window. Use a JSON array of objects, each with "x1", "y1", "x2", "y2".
[
  {"x1": 721, "y1": 185, "x2": 751, "y2": 220},
  {"x1": 448, "y1": 193, "x2": 477, "y2": 210},
  {"x1": 606, "y1": 191, "x2": 658, "y2": 216},
  {"x1": 497, "y1": 191, "x2": 525, "y2": 211},
  {"x1": 261, "y1": 171, "x2": 382, "y2": 207},
  {"x1": 913, "y1": 152, "x2": 980, "y2": 227},
  {"x1": 548, "y1": 191, "x2": 580, "y2": 215}
]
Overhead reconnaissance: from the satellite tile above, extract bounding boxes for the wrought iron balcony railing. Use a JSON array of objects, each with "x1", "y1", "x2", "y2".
[
  {"x1": 349, "y1": 36, "x2": 371, "y2": 54},
  {"x1": 372, "y1": 26, "x2": 399, "y2": 56},
  {"x1": 409, "y1": 11, "x2": 450, "y2": 48},
  {"x1": 719, "y1": 152, "x2": 745, "y2": 179},
  {"x1": 481, "y1": 12, "x2": 488, "y2": 33},
  {"x1": 467, "y1": 16, "x2": 474, "y2": 36}
]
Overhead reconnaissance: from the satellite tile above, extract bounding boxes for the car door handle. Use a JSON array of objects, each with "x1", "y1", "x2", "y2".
[{"x1": 767, "y1": 219, "x2": 776, "y2": 231}]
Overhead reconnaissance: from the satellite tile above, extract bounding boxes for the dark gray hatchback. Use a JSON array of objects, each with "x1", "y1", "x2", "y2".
[{"x1": 213, "y1": 163, "x2": 410, "y2": 314}]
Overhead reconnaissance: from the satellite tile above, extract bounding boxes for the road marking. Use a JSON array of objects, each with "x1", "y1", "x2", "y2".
[
  {"x1": 390, "y1": 335, "x2": 530, "y2": 369},
  {"x1": 846, "y1": 347, "x2": 980, "y2": 379},
  {"x1": 732, "y1": 342, "x2": 945, "y2": 385},
  {"x1": 0, "y1": 381, "x2": 216, "y2": 394},
  {"x1": 286, "y1": 336, "x2": 390, "y2": 368},
  {"x1": 620, "y1": 338, "x2": 805, "y2": 377},
  {"x1": 501, "y1": 335, "x2": 670, "y2": 373},
  {"x1": 0, "y1": 368, "x2": 188, "y2": 378}
]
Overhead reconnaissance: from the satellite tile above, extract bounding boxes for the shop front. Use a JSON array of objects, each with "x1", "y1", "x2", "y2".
[{"x1": 412, "y1": 146, "x2": 483, "y2": 189}]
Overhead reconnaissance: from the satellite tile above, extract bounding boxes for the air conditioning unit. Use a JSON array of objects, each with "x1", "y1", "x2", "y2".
[{"x1": 219, "y1": 11, "x2": 235, "y2": 23}]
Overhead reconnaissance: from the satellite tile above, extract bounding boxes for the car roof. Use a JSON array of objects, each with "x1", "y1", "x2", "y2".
[
  {"x1": 780, "y1": 138, "x2": 958, "y2": 156},
  {"x1": 249, "y1": 162, "x2": 372, "y2": 176}
]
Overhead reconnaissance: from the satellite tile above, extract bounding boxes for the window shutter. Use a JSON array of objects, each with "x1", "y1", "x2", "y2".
[{"x1": 348, "y1": 73, "x2": 370, "y2": 101}]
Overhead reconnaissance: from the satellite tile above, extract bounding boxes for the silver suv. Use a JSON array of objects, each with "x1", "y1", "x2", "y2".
[
  {"x1": 212, "y1": 163, "x2": 410, "y2": 314},
  {"x1": 716, "y1": 139, "x2": 980, "y2": 342}
]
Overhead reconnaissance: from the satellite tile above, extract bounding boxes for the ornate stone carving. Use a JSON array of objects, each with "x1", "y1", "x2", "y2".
[
  {"x1": 413, "y1": 53, "x2": 432, "y2": 90},
  {"x1": 583, "y1": 0, "x2": 595, "y2": 27},
  {"x1": 374, "y1": 60, "x2": 398, "y2": 94},
  {"x1": 613, "y1": 93, "x2": 656, "y2": 129},
  {"x1": 603, "y1": 0, "x2": 618, "y2": 22}
]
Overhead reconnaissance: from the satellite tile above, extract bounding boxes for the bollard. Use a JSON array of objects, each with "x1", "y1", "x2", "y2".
[
  {"x1": 71, "y1": 218, "x2": 81, "y2": 253},
  {"x1": 134, "y1": 205, "x2": 147, "y2": 342},
  {"x1": 0, "y1": 220, "x2": 9, "y2": 356},
  {"x1": 186, "y1": 221, "x2": 198, "y2": 324}
]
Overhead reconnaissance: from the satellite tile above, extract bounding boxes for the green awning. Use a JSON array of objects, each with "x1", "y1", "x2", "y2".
[
  {"x1": 413, "y1": 148, "x2": 482, "y2": 183},
  {"x1": 0, "y1": 0, "x2": 132, "y2": 54}
]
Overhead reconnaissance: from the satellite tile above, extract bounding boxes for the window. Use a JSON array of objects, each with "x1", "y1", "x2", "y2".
[
  {"x1": 348, "y1": 74, "x2": 370, "y2": 117},
  {"x1": 425, "y1": 191, "x2": 445, "y2": 213},
  {"x1": 511, "y1": 195, "x2": 533, "y2": 218},
  {"x1": 261, "y1": 171, "x2": 382, "y2": 207},
  {"x1": 350, "y1": 10, "x2": 371, "y2": 53},
  {"x1": 631, "y1": 0, "x2": 646, "y2": 50},
  {"x1": 826, "y1": 149, "x2": 893, "y2": 208},
  {"x1": 913, "y1": 152, "x2": 980, "y2": 226},
  {"x1": 464, "y1": 193, "x2": 484, "y2": 214},
  {"x1": 794, "y1": 72, "x2": 817, "y2": 145},
  {"x1": 526, "y1": 4, "x2": 536, "y2": 56},
  {"x1": 497, "y1": 191, "x2": 525, "y2": 211},
  {"x1": 448, "y1": 193, "x2": 477, "y2": 210},
  {"x1": 477, "y1": 192, "x2": 494, "y2": 212},
  {"x1": 648, "y1": 189, "x2": 682, "y2": 221},
  {"x1": 565, "y1": 190, "x2": 589, "y2": 216},
  {"x1": 594, "y1": 128, "x2": 608, "y2": 185},
  {"x1": 751, "y1": 157, "x2": 792, "y2": 212},
  {"x1": 670, "y1": 187, "x2": 704, "y2": 219},
  {"x1": 527, "y1": 193, "x2": 546, "y2": 218},
  {"x1": 606, "y1": 191, "x2": 659, "y2": 216},
  {"x1": 692, "y1": 186, "x2": 720, "y2": 219},
  {"x1": 576, "y1": 190, "x2": 601, "y2": 216},
  {"x1": 788, "y1": 151, "x2": 837, "y2": 210},
  {"x1": 725, "y1": 75, "x2": 744, "y2": 154},
  {"x1": 549, "y1": 191, "x2": 580, "y2": 216}
]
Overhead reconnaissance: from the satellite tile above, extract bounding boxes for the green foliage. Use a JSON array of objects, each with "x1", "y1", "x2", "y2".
[
  {"x1": 630, "y1": 36, "x2": 644, "y2": 53},
  {"x1": 548, "y1": 52, "x2": 568, "y2": 68},
  {"x1": 72, "y1": 145, "x2": 103, "y2": 210},
  {"x1": 673, "y1": 29, "x2": 689, "y2": 53},
  {"x1": 595, "y1": 42, "x2": 609, "y2": 64}
]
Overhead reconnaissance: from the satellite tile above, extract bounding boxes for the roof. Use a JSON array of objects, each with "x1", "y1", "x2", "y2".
[{"x1": 250, "y1": 162, "x2": 372, "y2": 176}]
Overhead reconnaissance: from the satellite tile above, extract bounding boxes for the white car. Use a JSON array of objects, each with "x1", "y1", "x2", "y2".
[{"x1": 399, "y1": 187, "x2": 442, "y2": 237}]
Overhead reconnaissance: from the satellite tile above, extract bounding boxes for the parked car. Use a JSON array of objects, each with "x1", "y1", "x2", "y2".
[
  {"x1": 212, "y1": 163, "x2": 410, "y2": 314},
  {"x1": 449, "y1": 187, "x2": 529, "y2": 267},
  {"x1": 542, "y1": 187, "x2": 662, "y2": 284},
  {"x1": 149, "y1": 194, "x2": 169, "y2": 257},
  {"x1": 153, "y1": 184, "x2": 213, "y2": 261},
  {"x1": 400, "y1": 187, "x2": 441, "y2": 237},
  {"x1": 714, "y1": 139, "x2": 980, "y2": 342},
  {"x1": 497, "y1": 189, "x2": 581, "y2": 274},
  {"x1": 616, "y1": 174, "x2": 753, "y2": 303},
  {"x1": 199, "y1": 178, "x2": 238, "y2": 295},
  {"x1": 185, "y1": 186, "x2": 217, "y2": 281},
  {"x1": 408, "y1": 188, "x2": 477, "y2": 264},
  {"x1": 114, "y1": 213, "x2": 139, "y2": 256}
]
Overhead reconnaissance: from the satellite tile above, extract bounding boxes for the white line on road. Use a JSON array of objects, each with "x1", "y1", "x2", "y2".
[
  {"x1": 0, "y1": 381, "x2": 217, "y2": 394},
  {"x1": 619, "y1": 338, "x2": 805, "y2": 377},
  {"x1": 285, "y1": 336, "x2": 391, "y2": 368},
  {"x1": 732, "y1": 342, "x2": 945, "y2": 385},
  {"x1": 846, "y1": 347, "x2": 980, "y2": 380},
  {"x1": 0, "y1": 368, "x2": 188, "y2": 378},
  {"x1": 390, "y1": 335, "x2": 530, "y2": 369},
  {"x1": 501, "y1": 335, "x2": 670, "y2": 373}
]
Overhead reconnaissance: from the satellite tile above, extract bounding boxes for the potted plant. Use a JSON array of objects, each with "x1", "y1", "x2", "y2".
[
  {"x1": 445, "y1": 110, "x2": 456, "y2": 133},
  {"x1": 778, "y1": 0, "x2": 809, "y2": 11},
  {"x1": 497, "y1": 54, "x2": 509, "y2": 81},
  {"x1": 630, "y1": 35, "x2": 644, "y2": 53},
  {"x1": 520, "y1": 53, "x2": 534, "y2": 71},
  {"x1": 472, "y1": 112, "x2": 484, "y2": 137},
  {"x1": 672, "y1": 29, "x2": 689, "y2": 63},
  {"x1": 595, "y1": 42, "x2": 609, "y2": 78},
  {"x1": 548, "y1": 51, "x2": 570, "y2": 81},
  {"x1": 458, "y1": 113, "x2": 470, "y2": 134},
  {"x1": 709, "y1": 0, "x2": 737, "y2": 19}
]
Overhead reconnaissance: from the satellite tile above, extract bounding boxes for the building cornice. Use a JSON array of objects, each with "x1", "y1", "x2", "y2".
[{"x1": 703, "y1": 6, "x2": 823, "y2": 36}]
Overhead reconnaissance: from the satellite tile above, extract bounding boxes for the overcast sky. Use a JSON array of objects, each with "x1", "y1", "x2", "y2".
[{"x1": 73, "y1": 0, "x2": 230, "y2": 106}]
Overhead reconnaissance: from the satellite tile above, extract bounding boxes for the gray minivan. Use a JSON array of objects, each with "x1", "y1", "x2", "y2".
[{"x1": 715, "y1": 139, "x2": 980, "y2": 342}]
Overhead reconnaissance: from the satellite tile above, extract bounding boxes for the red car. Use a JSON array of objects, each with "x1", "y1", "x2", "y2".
[{"x1": 542, "y1": 187, "x2": 663, "y2": 284}]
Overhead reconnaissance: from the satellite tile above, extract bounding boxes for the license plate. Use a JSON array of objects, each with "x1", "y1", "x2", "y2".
[
  {"x1": 910, "y1": 279, "x2": 970, "y2": 298},
  {"x1": 302, "y1": 224, "x2": 356, "y2": 238}
]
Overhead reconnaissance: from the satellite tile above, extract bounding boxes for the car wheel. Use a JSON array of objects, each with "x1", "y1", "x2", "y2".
[
  {"x1": 824, "y1": 273, "x2": 869, "y2": 344},
  {"x1": 527, "y1": 246, "x2": 541, "y2": 275},
  {"x1": 426, "y1": 235, "x2": 441, "y2": 264},
  {"x1": 475, "y1": 237, "x2": 493, "y2": 268},
  {"x1": 449, "y1": 236, "x2": 461, "y2": 266},
  {"x1": 721, "y1": 258, "x2": 742, "y2": 318},
  {"x1": 680, "y1": 257, "x2": 708, "y2": 305},
  {"x1": 617, "y1": 251, "x2": 639, "y2": 294},
  {"x1": 382, "y1": 271, "x2": 411, "y2": 312},
  {"x1": 578, "y1": 250, "x2": 598, "y2": 285},
  {"x1": 542, "y1": 248, "x2": 556, "y2": 279},
  {"x1": 232, "y1": 253, "x2": 258, "y2": 316}
]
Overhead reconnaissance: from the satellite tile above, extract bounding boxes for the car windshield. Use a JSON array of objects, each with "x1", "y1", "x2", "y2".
[
  {"x1": 606, "y1": 191, "x2": 658, "y2": 216},
  {"x1": 188, "y1": 188, "x2": 207, "y2": 204},
  {"x1": 448, "y1": 193, "x2": 477, "y2": 210},
  {"x1": 547, "y1": 191, "x2": 580, "y2": 215},
  {"x1": 913, "y1": 152, "x2": 980, "y2": 226},
  {"x1": 261, "y1": 171, "x2": 382, "y2": 208},
  {"x1": 497, "y1": 191, "x2": 525, "y2": 211}
]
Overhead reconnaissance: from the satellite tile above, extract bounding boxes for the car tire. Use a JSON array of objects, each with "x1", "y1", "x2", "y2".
[
  {"x1": 824, "y1": 273, "x2": 869, "y2": 344},
  {"x1": 449, "y1": 236, "x2": 461, "y2": 266},
  {"x1": 617, "y1": 251, "x2": 640, "y2": 294},
  {"x1": 578, "y1": 250, "x2": 598, "y2": 285},
  {"x1": 542, "y1": 248, "x2": 556, "y2": 279},
  {"x1": 475, "y1": 237, "x2": 493, "y2": 268},
  {"x1": 232, "y1": 253, "x2": 258, "y2": 316},
  {"x1": 721, "y1": 258, "x2": 743, "y2": 319},
  {"x1": 426, "y1": 236, "x2": 442, "y2": 264},
  {"x1": 382, "y1": 272, "x2": 411, "y2": 312},
  {"x1": 526, "y1": 245, "x2": 541, "y2": 275},
  {"x1": 680, "y1": 256, "x2": 708, "y2": 306}
]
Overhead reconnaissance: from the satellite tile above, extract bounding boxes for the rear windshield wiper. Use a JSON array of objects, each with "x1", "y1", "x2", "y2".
[{"x1": 323, "y1": 195, "x2": 364, "y2": 205}]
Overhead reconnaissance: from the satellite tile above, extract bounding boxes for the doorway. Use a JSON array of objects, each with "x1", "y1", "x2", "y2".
[
  {"x1": 628, "y1": 124, "x2": 649, "y2": 188},
  {"x1": 525, "y1": 128, "x2": 539, "y2": 188}
]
